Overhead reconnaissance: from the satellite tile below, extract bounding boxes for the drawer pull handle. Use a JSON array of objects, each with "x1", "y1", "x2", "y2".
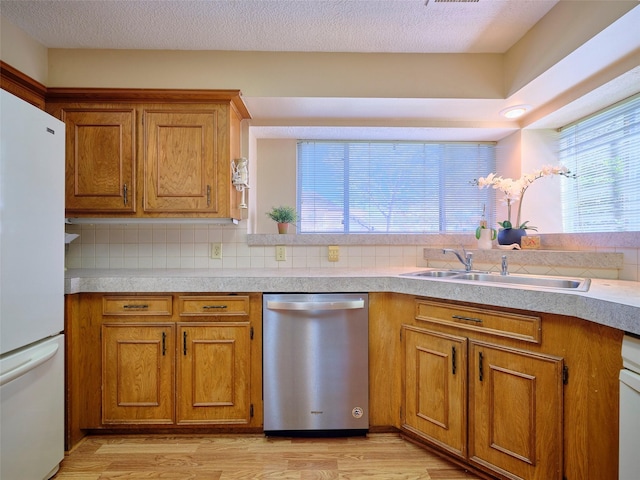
[
  {"x1": 123, "y1": 304, "x2": 149, "y2": 309},
  {"x1": 203, "y1": 305, "x2": 227, "y2": 309},
  {"x1": 452, "y1": 314, "x2": 482, "y2": 323}
]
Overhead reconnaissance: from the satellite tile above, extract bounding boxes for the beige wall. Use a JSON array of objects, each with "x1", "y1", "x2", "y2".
[
  {"x1": 46, "y1": 49, "x2": 504, "y2": 99},
  {"x1": 0, "y1": 15, "x2": 48, "y2": 83},
  {"x1": 493, "y1": 131, "x2": 521, "y2": 228},
  {"x1": 254, "y1": 139, "x2": 297, "y2": 234},
  {"x1": 520, "y1": 129, "x2": 566, "y2": 233}
]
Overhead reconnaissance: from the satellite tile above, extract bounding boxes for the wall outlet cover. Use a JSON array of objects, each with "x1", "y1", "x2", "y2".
[
  {"x1": 276, "y1": 245, "x2": 286, "y2": 261},
  {"x1": 211, "y1": 243, "x2": 223, "y2": 259},
  {"x1": 328, "y1": 245, "x2": 339, "y2": 262}
]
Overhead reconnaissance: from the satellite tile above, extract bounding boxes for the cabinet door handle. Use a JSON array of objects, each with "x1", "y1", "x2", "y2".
[
  {"x1": 123, "y1": 304, "x2": 149, "y2": 309},
  {"x1": 452, "y1": 314, "x2": 483, "y2": 323},
  {"x1": 123, "y1": 183, "x2": 128, "y2": 205},
  {"x1": 206, "y1": 185, "x2": 211, "y2": 206},
  {"x1": 203, "y1": 305, "x2": 227, "y2": 309},
  {"x1": 452, "y1": 346, "x2": 457, "y2": 375},
  {"x1": 479, "y1": 351, "x2": 484, "y2": 382},
  {"x1": 183, "y1": 331, "x2": 187, "y2": 356},
  {"x1": 162, "y1": 331, "x2": 166, "y2": 356}
]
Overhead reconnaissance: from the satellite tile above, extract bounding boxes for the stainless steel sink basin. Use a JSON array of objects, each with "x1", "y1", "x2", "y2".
[
  {"x1": 454, "y1": 272, "x2": 590, "y2": 291},
  {"x1": 401, "y1": 269, "x2": 462, "y2": 278},
  {"x1": 401, "y1": 270, "x2": 590, "y2": 291}
]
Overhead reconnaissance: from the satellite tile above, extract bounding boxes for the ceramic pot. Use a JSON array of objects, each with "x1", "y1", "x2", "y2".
[
  {"x1": 497, "y1": 228, "x2": 526, "y2": 246},
  {"x1": 277, "y1": 222, "x2": 289, "y2": 234},
  {"x1": 477, "y1": 228, "x2": 495, "y2": 250}
]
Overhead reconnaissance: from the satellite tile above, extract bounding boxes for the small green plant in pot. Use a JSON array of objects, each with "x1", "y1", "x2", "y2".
[{"x1": 266, "y1": 205, "x2": 298, "y2": 234}]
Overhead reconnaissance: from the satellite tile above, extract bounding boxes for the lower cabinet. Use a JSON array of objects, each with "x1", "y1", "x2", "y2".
[
  {"x1": 102, "y1": 323, "x2": 175, "y2": 424},
  {"x1": 402, "y1": 299, "x2": 565, "y2": 480},
  {"x1": 102, "y1": 322, "x2": 251, "y2": 426},
  {"x1": 177, "y1": 323, "x2": 251, "y2": 424},
  {"x1": 67, "y1": 290, "x2": 622, "y2": 478},
  {"x1": 65, "y1": 292, "x2": 260, "y2": 447},
  {"x1": 403, "y1": 327, "x2": 467, "y2": 458},
  {"x1": 468, "y1": 341, "x2": 563, "y2": 480}
]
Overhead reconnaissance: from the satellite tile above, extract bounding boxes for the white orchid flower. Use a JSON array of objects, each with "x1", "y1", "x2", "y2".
[{"x1": 472, "y1": 164, "x2": 575, "y2": 230}]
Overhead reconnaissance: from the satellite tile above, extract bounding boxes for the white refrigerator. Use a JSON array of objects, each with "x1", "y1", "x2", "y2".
[{"x1": 0, "y1": 90, "x2": 65, "y2": 479}]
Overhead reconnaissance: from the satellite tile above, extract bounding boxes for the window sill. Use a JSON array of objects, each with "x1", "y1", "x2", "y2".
[
  {"x1": 247, "y1": 233, "x2": 473, "y2": 246},
  {"x1": 247, "y1": 231, "x2": 639, "y2": 248}
]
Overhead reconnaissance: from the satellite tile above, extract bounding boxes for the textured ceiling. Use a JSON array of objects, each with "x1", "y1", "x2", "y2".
[
  {"x1": 2, "y1": 0, "x2": 637, "y2": 142},
  {"x1": 0, "y1": 0, "x2": 558, "y2": 53}
]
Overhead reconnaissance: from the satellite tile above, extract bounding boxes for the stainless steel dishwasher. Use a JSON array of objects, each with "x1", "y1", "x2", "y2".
[{"x1": 263, "y1": 293, "x2": 369, "y2": 436}]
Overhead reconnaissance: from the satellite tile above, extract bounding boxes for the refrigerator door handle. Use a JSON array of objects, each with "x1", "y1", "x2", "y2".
[
  {"x1": 266, "y1": 299, "x2": 365, "y2": 311},
  {"x1": 0, "y1": 342, "x2": 59, "y2": 387}
]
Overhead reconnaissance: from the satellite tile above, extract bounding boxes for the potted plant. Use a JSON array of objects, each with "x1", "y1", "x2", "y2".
[
  {"x1": 472, "y1": 165, "x2": 576, "y2": 246},
  {"x1": 266, "y1": 205, "x2": 298, "y2": 234}
]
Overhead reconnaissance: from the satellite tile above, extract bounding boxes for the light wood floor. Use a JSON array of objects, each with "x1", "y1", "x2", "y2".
[{"x1": 53, "y1": 433, "x2": 483, "y2": 479}]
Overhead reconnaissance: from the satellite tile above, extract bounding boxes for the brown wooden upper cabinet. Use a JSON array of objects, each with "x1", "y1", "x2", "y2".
[
  {"x1": 143, "y1": 107, "x2": 219, "y2": 214},
  {"x1": 46, "y1": 89, "x2": 251, "y2": 220},
  {"x1": 59, "y1": 108, "x2": 136, "y2": 213}
]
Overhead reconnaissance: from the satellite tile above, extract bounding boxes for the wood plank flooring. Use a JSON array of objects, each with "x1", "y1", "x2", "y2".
[{"x1": 53, "y1": 433, "x2": 483, "y2": 479}]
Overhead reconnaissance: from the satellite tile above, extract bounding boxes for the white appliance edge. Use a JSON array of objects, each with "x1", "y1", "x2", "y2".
[{"x1": 0, "y1": 90, "x2": 65, "y2": 479}]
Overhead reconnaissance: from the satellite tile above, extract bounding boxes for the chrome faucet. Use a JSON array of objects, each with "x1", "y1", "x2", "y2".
[
  {"x1": 443, "y1": 248, "x2": 473, "y2": 272},
  {"x1": 501, "y1": 255, "x2": 509, "y2": 276}
]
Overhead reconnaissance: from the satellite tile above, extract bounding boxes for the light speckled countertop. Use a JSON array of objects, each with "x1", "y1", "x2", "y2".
[{"x1": 65, "y1": 268, "x2": 640, "y2": 336}]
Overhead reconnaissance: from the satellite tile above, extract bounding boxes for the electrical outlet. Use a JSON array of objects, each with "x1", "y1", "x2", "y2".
[
  {"x1": 210, "y1": 243, "x2": 222, "y2": 259},
  {"x1": 276, "y1": 245, "x2": 286, "y2": 261},
  {"x1": 328, "y1": 245, "x2": 339, "y2": 262}
]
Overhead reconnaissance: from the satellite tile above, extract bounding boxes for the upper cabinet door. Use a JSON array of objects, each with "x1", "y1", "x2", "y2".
[
  {"x1": 63, "y1": 108, "x2": 136, "y2": 214},
  {"x1": 143, "y1": 108, "x2": 224, "y2": 214}
]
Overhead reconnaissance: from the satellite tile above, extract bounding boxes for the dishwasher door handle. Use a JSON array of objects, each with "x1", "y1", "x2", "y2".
[{"x1": 266, "y1": 299, "x2": 365, "y2": 311}]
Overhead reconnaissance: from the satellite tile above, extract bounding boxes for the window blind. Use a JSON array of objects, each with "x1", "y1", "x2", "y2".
[
  {"x1": 297, "y1": 141, "x2": 496, "y2": 233},
  {"x1": 559, "y1": 94, "x2": 640, "y2": 233}
]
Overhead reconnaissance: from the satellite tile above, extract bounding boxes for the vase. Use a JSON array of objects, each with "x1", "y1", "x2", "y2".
[
  {"x1": 497, "y1": 228, "x2": 526, "y2": 246},
  {"x1": 477, "y1": 228, "x2": 494, "y2": 250},
  {"x1": 277, "y1": 222, "x2": 289, "y2": 234}
]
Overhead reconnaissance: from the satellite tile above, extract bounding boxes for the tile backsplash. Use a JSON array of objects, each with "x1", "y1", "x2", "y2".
[{"x1": 65, "y1": 223, "x2": 640, "y2": 282}]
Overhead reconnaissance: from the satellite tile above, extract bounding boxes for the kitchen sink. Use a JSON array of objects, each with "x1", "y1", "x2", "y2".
[
  {"x1": 453, "y1": 272, "x2": 590, "y2": 291},
  {"x1": 401, "y1": 269, "x2": 463, "y2": 278},
  {"x1": 401, "y1": 270, "x2": 590, "y2": 291}
]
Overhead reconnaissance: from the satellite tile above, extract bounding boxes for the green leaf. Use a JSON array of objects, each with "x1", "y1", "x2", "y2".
[{"x1": 518, "y1": 221, "x2": 538, "y2": 231}]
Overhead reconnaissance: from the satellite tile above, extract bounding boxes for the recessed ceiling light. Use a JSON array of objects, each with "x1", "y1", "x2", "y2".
[{"x1": 500, "y1": 105, "x2": 531, "y2": 119}]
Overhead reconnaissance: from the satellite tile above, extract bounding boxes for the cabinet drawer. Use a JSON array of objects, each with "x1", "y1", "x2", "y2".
[
  {"x1": 103, "y1": 295, "x2": 173, "y2": 316},
  {"x1": 415, "y1": 300, "x2": 541, "y2": 343},
  {"x1": 178, "y1": 296, "x2": 250, "y2": 317}
]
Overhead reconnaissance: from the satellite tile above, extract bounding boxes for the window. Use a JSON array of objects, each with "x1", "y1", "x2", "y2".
[
  {"x1": 559, "y1": 94, "x2": 640, "y2": 233},
  {"x1": 297, "y1": 141, "x2": 496, "y2": 233}
]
